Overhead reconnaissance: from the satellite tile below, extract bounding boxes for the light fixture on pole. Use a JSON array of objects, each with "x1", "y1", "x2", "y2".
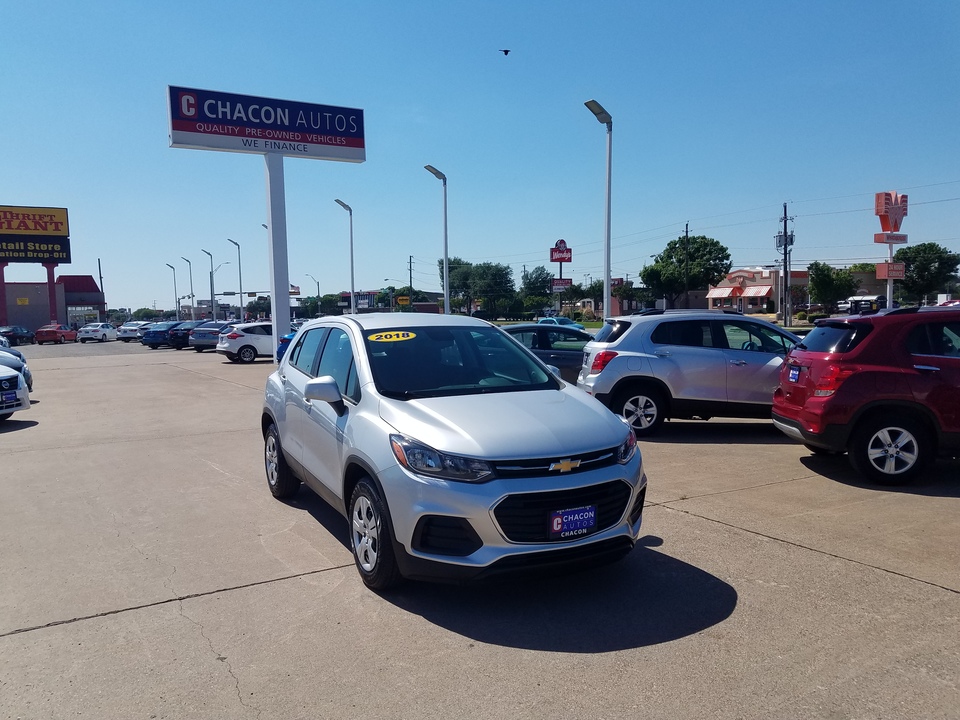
[
  {"x1": 584, "y1": 99, "x2": 613, "y2": 319},
  {"x1": 227, "y1": 238, "x2": 242, "y2": 321},
  {"x1": 200, "y1": 249, "x2": 216, "y2": 321},
  {"x1": 165, "y1": 264, "x2": 179, "y2": 320},
  {"x1": 334, "y1": 199, "x2": 356, "y2": 314},
  {"x1": 180, "y1": 256, "x2": 196, "y2": 320},
  {"x1": 424, "y1": 165, "x2": 450, "y2": 314},
  {"x1": 306, "y1": 273, "x2": 320, "y2": 299}
]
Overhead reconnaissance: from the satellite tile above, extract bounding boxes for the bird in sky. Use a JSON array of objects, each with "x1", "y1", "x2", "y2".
[{"x1": 499, "y1": 49, "x2": 510, "y2": 56}]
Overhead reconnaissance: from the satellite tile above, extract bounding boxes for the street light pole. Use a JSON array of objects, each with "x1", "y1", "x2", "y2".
[
  {"x1": 424, "y1": 165, "x2": 450, "y2": 314},
  {"x1": 180, "y1": 256, "x2": 196, "y2": 320},
  {"x1": 584, "y1": 99, "x2": 613, "y2": 320},
  {"x1": 165, "y1": 264, "x2": 178, "y2": 320},
  {"x1": 334, "y1": 199, "x2": 356, "y2": 314},
  {"x1": 227, "y1": 238, "x2": 242, "y2": 321},
  {"x1": 200, "y1": 249, "x2": 215, "y2": 321}
]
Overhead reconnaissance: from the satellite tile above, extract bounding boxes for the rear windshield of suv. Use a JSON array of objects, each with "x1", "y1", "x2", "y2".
[
  {"x1": 594, "y1": 320, "x2": 632, "y2": 343},
  {"x1": 797, "y1": 322, "x2": 872, "y2": 353}
]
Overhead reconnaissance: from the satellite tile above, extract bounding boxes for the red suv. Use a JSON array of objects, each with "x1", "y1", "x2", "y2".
[{"x1": 772, "y1": 308, "x2": 960, "y2": 484}]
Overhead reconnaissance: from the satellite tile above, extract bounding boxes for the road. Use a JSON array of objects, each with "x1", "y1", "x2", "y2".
[{"x1": 2, "y1": 340, "x2": 958, "y2": 719}]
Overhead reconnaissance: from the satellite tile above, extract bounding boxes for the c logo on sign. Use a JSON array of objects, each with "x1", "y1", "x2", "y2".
[
  {"x1": 552, "y1": 517, "x2": 563, "y2": 532},
  {"x1": 179, "y1": 92, "x2": 197, "y2": 118}
]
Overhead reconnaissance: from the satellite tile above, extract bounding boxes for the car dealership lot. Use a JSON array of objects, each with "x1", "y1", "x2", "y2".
[{"x1": 2, "y1": 343, "x2": 958, "y2": 719}]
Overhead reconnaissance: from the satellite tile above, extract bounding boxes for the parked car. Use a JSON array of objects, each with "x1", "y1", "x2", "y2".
[
  {"x1": 167, "y1": 320, "x2": 206, "y2": 349},
  {"x1": 117, "y1": 321, "x2": 152, "y2": 342},
  {"x1": 578, "y1": 311, "x2": 800, "y2": 436},
  {"x1": 262, "y1": 313, "x2": 646, "y2": 589},
  {"x1": 0, "y1": 347, "x2": 33, "y2": 392},
  {"x1": 188, "y1": 321, "x2": 233, "y2": 352},
  {"x1": 538, "y1": 316, "x2": 585, "y2": 331},
  {"x1": 276, "y1": 331, "x2": 297, "y2": 362},
  {"x1": 0, "y1": 326, "x2": 35, "y2": 346},
  {"x1": 217, "y1": 321, "x2": 274, "y2": 363},
  {"x1": 139, "y1": 321, "x2": 184, "y2": 349},
  {"x1": 0, "y1": 335, "x2": 9, "y2": 348},
  {"x1": 772, "y1": 307, "x2": 960, "y2": 484},
  {"x1": 502, "y1": 323, "x2": 595, "y2": 383},
  {"x1": 0, "y1": 365, "x2": 30, "y2": 422},
  {"x1": 78, "y1": 323, "x2": 117, "y2": 343},
  {"x1": 35, "y1": 324, "x2": 78, "y2": 344}
]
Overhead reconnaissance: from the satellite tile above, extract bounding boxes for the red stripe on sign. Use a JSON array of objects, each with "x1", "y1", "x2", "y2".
[{"x1": 171, "y1": 120, "x2": 364, "y2": 147}]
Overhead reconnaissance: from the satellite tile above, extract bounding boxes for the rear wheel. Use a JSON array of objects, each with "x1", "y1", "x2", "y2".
[
  {"x1": 58, "y1": 335, "x2": 65, "y2": 344},
  {"x1": 99, "y1": 335, "x2": 106, "y2": 342},
  {"x1": 264, "y1": 423, "x2": 300, "y2": 499},
  {"x1": 194, "y1": 347, "x2": 204, "y2": 352},
  {"x1": 237, "y1": 345, "x2": 257, "y2": 363},
  {"x1": 349, "y1": 478, "x2": 402, "y2": 591},
  {"x1": 614, "y1": 386, "x2": 667, "y2": 436},
  {"x1": 849, "y1": 415, "x2": 929, "y2": 485}
]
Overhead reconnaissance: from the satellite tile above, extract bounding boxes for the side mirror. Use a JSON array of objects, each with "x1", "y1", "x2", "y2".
[
  {"x1": 304, "y1": 375, "x2": 346, "y2": 416},
  {"x1": 546, "y1": 364, "x2": 562, "y2": 378}
]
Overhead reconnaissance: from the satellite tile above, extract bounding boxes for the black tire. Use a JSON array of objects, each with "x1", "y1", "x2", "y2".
[
  {"x1": 237, "y1": 345, "x2": 257, "y2": 363},
  {"x1": 99, "y1": 335, "x2": 106, "y2": 342},
  {"x1": 849, "y1": 415, "x2": 930, "y2": 485},
  {"x1": 264, "y1": 423, "x2": 300, "y2": 499},
  {"x1": 348, "y1": 478, "x2": 402, "y2": 591},
  {"x1": 58, "y1": 335, "x2": 65, "y2": 344},
  {"x1": 37, "y1": 341, "x2": 44, "y2": 346},
  {"x1": 0, "y1": 413, "x2": 10, "y2": 422},
  {"x1": 613, "y1": 386, "x2": 668, "y2": 436},
  {"x1": 149, "y1": 345, "x2": 158, "y2": 350},
  {"x1": 80, "y1": 339, "x2": 87, "y2": 344},
  {"x1": 194, "y1": 347, "x2": 204, "y2": 352},
  {"x1": 804, "y1": 443, "x2": 843, "y2": 456}
]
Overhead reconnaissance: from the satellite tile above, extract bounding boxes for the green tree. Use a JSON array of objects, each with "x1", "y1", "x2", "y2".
[
  {"x1": 520, "y1": 265, "x2": 554, "y2": 298},
  {"x1": 807, "y1": 262, "x2": 859, "y2": 311},
  {"x1": 848, "y1": 262, "x2": 878, "y2": 274},
  {"x1": 440, "y1": 256, "x2": 473, "y2": 313},
  {"x1": 246, "y1": 296, "x2": 272, "y2": 318},
  {"x1": 894, "y1": 242, "x2": 960, "y2": 303},
  {"x1": 132, "y1": 307, "x2": 154, "y2": 321},
  {"x1": 470, "y1": 262, "x2": 516, "y2": 318},
  {"x1": 640, "y1": 235, "x2": 732, "y2": 306}
]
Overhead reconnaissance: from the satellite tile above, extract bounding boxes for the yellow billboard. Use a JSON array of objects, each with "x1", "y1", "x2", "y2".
[{"x1": 0, "y1": 206, "x2": 70, "y2": 236}]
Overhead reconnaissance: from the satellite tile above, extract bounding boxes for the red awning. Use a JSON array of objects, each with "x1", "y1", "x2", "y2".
[
  {"x1": 741, "y1": 285, "x2": 773, "y2": 298},
  {"x1": 706, "y1": 286, "x2": 738, "y2": 298}
]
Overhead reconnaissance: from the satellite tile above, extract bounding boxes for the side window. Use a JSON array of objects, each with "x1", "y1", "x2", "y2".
[
  {"x1": 909, "y1": 322, "x2": 960, "y2": 357},
  {"x1": 943, "y1": 323, "x2": 960, "y2": 356},
  {"x1": 547, "y1": 329, "x2": 591, "y2": 351},
  {"x1": 719, "y1": 321, "x2": 788, "y2": 354},
  {"x1": 650, "y1": 320, "x2": 712, "y2": 347},
  {"x1": 317, "y1": 328, "x2": 359, "y2": 401},
  {"x1": 513, "y1": 331, "x2": 538, "y2": 349},
  {"x1": 290, "y1": 328, "x2": 327, "y2": 375}
]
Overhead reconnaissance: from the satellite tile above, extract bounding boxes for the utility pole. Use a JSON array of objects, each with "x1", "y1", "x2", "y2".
[
  {"x1": 776, "y1": 203, "x2": 795, "y2": 327},
  {"x1": 684, "y1": 222, "x2": 689, "y2": 309},
  {"x1": 408, "y1": 255, "x2": 414, "y2": 297}
]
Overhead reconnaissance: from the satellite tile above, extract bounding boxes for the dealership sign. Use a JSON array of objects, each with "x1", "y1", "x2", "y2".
[
  {"x1": 550, "y1": 238, "x2": 572, "y2": 263},
  {"x1": 552, "y1": 278, "x2": 573, "y2": 293},
  {"x1": 168, "y1": 86, "x2": 365, "y2": 162},
  {"x1": 0, "y1": 206, "x2": 71, "y2": 263}
]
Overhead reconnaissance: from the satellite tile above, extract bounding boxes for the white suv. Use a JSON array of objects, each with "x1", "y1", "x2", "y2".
[
  {"x1": 261, "y1": 313, "x2": 647, "y2": 590},
  {"x1": 216, "y1": 322, "x2": 274, "y2": 363}
]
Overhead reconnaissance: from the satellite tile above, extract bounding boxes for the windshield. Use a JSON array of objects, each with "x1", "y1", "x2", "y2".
[{"x1": 365, "y1": 325, "x2": 559, "y2": 399}]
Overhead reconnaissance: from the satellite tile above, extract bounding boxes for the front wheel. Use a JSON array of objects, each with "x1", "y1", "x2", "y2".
[
  {"x1": 194, "y1": 347, "x2": 204, "y2": 352},
  {"x1": 614, "y1": 386, "x2": 667, "y2": 436},
  {"x1": 349, "y1": 478, "x2": 402, "y2": 591},
  {"x1": 264, "y1": 423, "x2": 300, "y2": 499},
  {"x1": 849, "y1": 415, "x2": 929, "y2": 485},
  {"x1": 58, "y1": 335, "x2": 65, "y2": 344},
  {"x1": 80, "y1": 339, "x2": 87, "y2": 343}
]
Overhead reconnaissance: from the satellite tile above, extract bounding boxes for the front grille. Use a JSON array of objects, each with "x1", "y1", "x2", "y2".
[
  {"x1": 494, "y1": 480, "x2": 632, "y2": 543},
  {"x1": 491, "y1": 446, "x2": 619, "y2": 479}
]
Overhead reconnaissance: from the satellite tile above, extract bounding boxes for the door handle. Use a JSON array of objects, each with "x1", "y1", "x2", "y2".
[
  {"x1": 913, "y1": 364, "x2": 940, "y2": 372},
  {"x1": 654, "y1": 350, "x2": 671, "y2": 357},
  {"x1": 729, "y1": 360, "x2": 748, "y2": 366}
]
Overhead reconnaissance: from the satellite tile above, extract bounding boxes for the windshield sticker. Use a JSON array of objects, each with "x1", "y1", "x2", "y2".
[{"x1": 367, "y1": 331, "x2": 417, "y2": 343}]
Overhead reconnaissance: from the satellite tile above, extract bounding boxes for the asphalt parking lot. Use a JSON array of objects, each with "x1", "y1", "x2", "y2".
[{"x1": 2, "y1": 340, "x2": 959, "y2": 719}]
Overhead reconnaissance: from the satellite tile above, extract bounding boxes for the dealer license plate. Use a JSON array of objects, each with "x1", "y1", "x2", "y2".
[
  {"x1": 788, "y1": 366, "x2": 800, "y2": 383},
  {"x1": 550, "y1": 504, "x2": 597, "y2": 540},
  {"x1": 2, "y1": 391, "x2": 17, "y2": 403}
]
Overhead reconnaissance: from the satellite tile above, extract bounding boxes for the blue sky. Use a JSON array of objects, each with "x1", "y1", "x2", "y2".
[{"x1": 3, "y1": 0, "x2": 958, "y2": 312}]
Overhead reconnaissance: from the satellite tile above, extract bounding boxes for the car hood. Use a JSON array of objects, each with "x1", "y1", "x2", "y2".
[{"x1": 376, "y1": 386, "x2": 626, "y2": 459}]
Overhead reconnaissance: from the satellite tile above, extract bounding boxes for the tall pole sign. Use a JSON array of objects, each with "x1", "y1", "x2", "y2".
[
  {"x1": 550, "y1": 239, "x2": 573, "y2": 301},
  {"x1": 874, "y1": 192, "x2": 908, "y2": 309},
  {"x1": 168, "y1": 86, "x2": 365, "y2": 356}
]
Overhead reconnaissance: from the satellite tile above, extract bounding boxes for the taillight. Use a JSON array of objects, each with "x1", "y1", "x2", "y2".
[
  {"x1": 590, "y1": 350, "x2": 618, "y2": 374},
  {"x1": 813, "y1": 364, "x2": 856, "y2": 397},
  {"x1": 226, "y1": 332, "x2": 243, "y2": 340}
]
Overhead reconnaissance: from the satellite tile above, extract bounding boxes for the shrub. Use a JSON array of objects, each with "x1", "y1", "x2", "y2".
[
  {"x1": 807, "y1": 313, "x2": 829, "y2": 323},
  {"x1": 795, "y1": 311, "x2": 808, "y2": 321}
]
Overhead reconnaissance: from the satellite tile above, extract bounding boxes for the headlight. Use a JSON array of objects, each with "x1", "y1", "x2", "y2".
[
  {"x1": 616, "y1": 420, "x2": 637, "y2": 464},
  {"x1": 390, "y1": 434, "x2": 493, "y2": 483}
]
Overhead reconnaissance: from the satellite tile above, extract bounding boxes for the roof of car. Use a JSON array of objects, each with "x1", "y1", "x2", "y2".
[{"x1": 305, "y1": 312, "x2": 490, "y2": 332}]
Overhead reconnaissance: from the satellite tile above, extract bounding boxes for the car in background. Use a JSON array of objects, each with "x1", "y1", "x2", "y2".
[
  {"x1": 78, "y1": 323, "x2": 118, "y2": 343},
  {"x1": 118, "y1": 321, "x2": 152, "y2": 342},
  {"x1": 578, "y1": 311, "x2": 800, "y2": 436},
  {"x1": 538, "y1": 316, "x2": 585, "y2": 331},
  {"x1": 188, "y1": 321, "x2": 234, "y2": 352},
  {"x1": 0, "y1": 347, "x2": 33, "y2": 392},
  {"x1": 35, "y1": 324, "x2": 78, "y2": 344},
  {"x1": 0, "y1": 366, "x2": 30, "y2": 422},
  {"x1": 262, "y1": 312, "x2": 645, "y2": 590},
  {"x1": 167, "y1": 320, "x2": 206, "y2": 349},
  {"x1": 0, "y1": 326, "x2": 35, "y2": 346},
  {"x1": 276, "y1": 331, "x2": 297, "y2": 362},
  {"x1": 772, "y1": 307, "x2": 960, "y2": 484},
  {"x1": 139, "y1": 321, "x2": 184, "y2": 349},
  {"x1": 217, "y1": 321, "x2": 273, "y2": 362},
  {"x1": 0, "y1": 335, "x2": 9, "y2": 348},
  {"x1": 502, "y1": 323, "x2": 595, "y2": 383}
]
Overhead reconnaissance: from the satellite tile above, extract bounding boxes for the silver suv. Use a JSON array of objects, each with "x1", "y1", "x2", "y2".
[
  {"x1": 262, "y1": 313, "x2": 647, "y2": 590},
  {"x1": 578, "y1": 311, "x2": 799, "y2": 435}
]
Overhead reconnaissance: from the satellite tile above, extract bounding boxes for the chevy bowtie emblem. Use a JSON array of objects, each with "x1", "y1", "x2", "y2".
[{"x1": 549, "y1": 458, "x2": 581, "y2": 473}]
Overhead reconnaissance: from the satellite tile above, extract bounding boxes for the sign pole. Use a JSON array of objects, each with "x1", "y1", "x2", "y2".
[{"x1": 265, "y1": 153, "x2": 290, "y2": 356}]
